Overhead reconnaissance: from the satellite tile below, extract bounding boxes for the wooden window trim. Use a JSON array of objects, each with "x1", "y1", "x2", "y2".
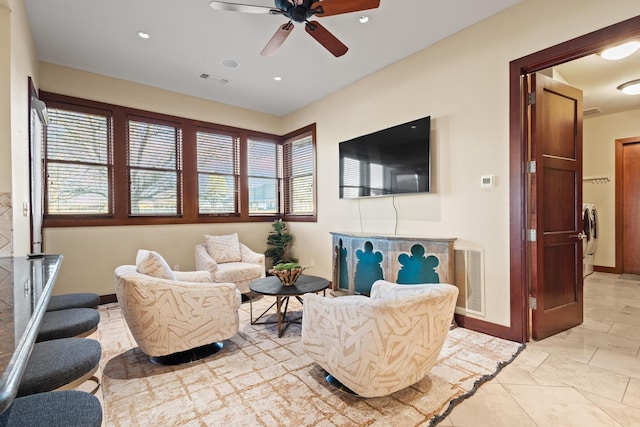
[
  {"x1": 282, "y1": 124, "x2": 317, "y2": 222},
  {"x1": 40, "y1": 92, "x2": 317, "y2": 227}
]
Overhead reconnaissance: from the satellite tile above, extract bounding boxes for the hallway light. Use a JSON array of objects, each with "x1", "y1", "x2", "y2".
[
  {"x1": 600, "y1": 41, "x2": 640, "y2": 60},
  {"x1": 617, "y1": 79, "x2": 640, "y2": 95}
]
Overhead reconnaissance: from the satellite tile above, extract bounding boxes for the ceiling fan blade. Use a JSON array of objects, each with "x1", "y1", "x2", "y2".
[
  {"x1": 311, "y1": 0, "x2": 380, "y2": 17},
  {"x1": 305, "y1": 21, "x2": 348, "y2": 57},
  {"x1": 261, "y1": 22, "x2": 295, "y2": 56},
  {"x1": 209, "y1": 1, "x2": 275, "y2": 14}
]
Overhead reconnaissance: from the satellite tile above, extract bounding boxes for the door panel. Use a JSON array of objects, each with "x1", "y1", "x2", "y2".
[
  {"x1": 529, "y1": 73, "x2": 584, "y2": 340},
  {"x1": 623, "y1": 142, "x2": 640, "y2": 274},
  {"x1": 543, "y1": 166, "x2": 577, "y2": 232}
]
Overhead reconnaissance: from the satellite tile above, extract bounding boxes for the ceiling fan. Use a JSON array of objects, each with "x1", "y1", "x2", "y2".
[{"x1": 209, "y1": 0, "x2": 381, "y2": 57}]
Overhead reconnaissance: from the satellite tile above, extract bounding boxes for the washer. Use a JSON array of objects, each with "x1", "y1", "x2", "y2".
[{"x1": 582, "y1": 203, "x2": 598, "y2": 276}]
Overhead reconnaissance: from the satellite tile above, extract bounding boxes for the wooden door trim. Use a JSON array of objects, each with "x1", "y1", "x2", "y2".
[
  {"x1": 615, "y1": 136, "x2": 640, "y2": 274},
  {"x1": 508, "y1": 15, "x2": 640, "y2": 343}
]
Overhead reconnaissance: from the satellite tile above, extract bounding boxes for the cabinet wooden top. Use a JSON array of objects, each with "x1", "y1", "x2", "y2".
[{"x1": 330, "y1": 232, "x2": 456, "y2": 243}]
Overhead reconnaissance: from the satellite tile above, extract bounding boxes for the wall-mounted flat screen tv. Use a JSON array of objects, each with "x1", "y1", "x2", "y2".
[{"x1": 339, "y1": 116, "x2": 431, "y2": 198}]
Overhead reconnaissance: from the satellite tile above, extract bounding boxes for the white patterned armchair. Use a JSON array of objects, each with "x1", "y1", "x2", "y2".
[
  {"x1": 195, "y1": 233, "x2": 265, "y2": 295},
  {"x1": 301, "y1": 280, "x2": 458, "y2": 397},
  {"x1": 114, "y1": 250, "x2": 241, "y2": 362}
]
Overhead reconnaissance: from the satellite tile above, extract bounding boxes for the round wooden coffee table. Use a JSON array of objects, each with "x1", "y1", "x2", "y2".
[{"x1": 249, "y1": 275, "x2": 329, "y2": 338}]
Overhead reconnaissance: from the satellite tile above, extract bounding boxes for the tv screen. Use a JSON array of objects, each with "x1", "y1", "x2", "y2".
[{"x1": 339, "y1": 116, "x2": 431, "y2": 198}]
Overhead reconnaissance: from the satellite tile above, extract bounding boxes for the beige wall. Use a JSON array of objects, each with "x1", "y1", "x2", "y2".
[
  {"x1": 10, "y1": 0, "x2": 38, "y2": 256},
  {"x1": 39, "y1": 63, "x2": 284, "y2": 135},
  {"x1": 1, "y1": 2, "x2": 11, "y2": 193},
  {"x1": 1, "y1": 0, "x2": 39, "y2": 256},
  {"x1": 44, "y1": 222, "x2": 273, "y2": 296},
  {"x1": 13, "y1": 0, "x2": 640, "y2": 327},
  {"x1": 584, "y1": 108, "x2": 640, "y2": 268},
  {"x1": 282, "y1": 0, "x2": 640, "y2": 325},
  {"x1": 0, "y1": 2, "x2": 10, "y2": 257}
]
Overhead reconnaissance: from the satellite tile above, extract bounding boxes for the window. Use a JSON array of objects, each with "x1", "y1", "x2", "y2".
[
  {"x1": 247, "y1": 138, "x2": 280, "y2": 215},
  {"x1": 283, "y1": 131, "x2": 315, "y2": 216},
  {"x1": 128, "y1": 118, "x2": 182, "y2": 216},
  {"x1": 44, "y1": 107, "x2": 111, "y2": 215},
  {"x1": 196, "y1": 130, "x2": 239, "y2": 215},
  {"x1": 40, "y1": 92, "x2": 316, "y2": 226}
]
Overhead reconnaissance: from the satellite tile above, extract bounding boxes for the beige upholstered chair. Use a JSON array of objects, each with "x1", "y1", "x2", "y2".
[
  {"x1": 114, "y1": 250, "x2": 241, "y2": 364},
  {"x1": 301, "y1": 280, "x2": 458, "y2": 397},
  {"x1": 195, "y1": 233, "x2": 265, "y2": 295}
]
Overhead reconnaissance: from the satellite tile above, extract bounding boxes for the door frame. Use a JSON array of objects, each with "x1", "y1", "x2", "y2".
[{"x1": 509, "y1": 15, "x2": 640, "y2": 342}]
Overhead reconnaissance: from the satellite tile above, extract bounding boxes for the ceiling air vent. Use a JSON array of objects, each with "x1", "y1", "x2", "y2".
[
  {"x1": 583, "y1": 107, "x2": 601, "y2": 116},
  {"x1": 199, "y1": 73, "x2": 231, "y2": 85}
]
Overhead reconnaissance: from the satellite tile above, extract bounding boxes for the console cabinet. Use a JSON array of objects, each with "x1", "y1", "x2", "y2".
[{"x1": 330, "y1": 232, "x2": 456, "y2": 295}]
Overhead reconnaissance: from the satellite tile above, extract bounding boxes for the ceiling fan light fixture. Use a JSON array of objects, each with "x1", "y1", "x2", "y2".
[
  {"x1": 600, "y1": 41, "x2": 640, "y2": 60},
  {"x1": 617, "y1": 79, "x2": 640, "y2": 95}
]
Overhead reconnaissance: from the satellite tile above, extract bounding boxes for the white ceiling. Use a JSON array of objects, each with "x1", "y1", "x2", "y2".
[
  {"x1": 553, "y1": 50, "x2": 640, "y2": 117},
  {"x1": 24, "y1": 0, "x2": 523, "y2": 116}
]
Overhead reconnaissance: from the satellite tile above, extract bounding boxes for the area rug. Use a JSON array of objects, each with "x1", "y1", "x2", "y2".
[{"x1": 97, "y1": 299, "x2": 524, "y2": 426}]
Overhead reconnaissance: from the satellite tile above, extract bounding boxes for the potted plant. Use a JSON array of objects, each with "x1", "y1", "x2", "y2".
[
  {"x1": 265, "y1": 219, "x2": 297, "y2": 268},
  {"x1": 269, "y1": 262, "x2": 307, "y2": 286}
]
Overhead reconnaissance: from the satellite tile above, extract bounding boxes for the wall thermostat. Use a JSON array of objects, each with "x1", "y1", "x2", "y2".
[{"x1": 481, "y1": 175, "x2": 495, "y2": 188}]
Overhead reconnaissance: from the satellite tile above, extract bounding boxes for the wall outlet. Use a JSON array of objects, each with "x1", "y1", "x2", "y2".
[{"x1": 173, "y1": 264, "x2": 180, "y2": 271}]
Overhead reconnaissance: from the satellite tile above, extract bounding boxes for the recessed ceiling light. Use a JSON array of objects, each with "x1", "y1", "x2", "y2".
[
  {"x1": 221, "y1": 59, "x2": 240, "y2": 69},
  {"x1": 359, "y1": 15, "x2": 369, "y2": 24},
  {"x1": 274, "y1": 76, "x2": 282, "y2": 81},
  {"x1": 600, "y1": 41, "x2": 640, "y2": 60},
  {"x1": 137, "y1": 31, "x2": 150, "y2": 39},
  {"x1": 617, "y1": 79, "x2": 640, "y2": 95}
]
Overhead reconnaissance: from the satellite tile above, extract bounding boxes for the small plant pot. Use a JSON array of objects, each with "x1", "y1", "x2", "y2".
[{"x1": 269, "y1": 266, "x2": 307, "y2": 286}]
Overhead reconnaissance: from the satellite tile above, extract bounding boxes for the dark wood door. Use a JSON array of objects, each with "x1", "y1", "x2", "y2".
[
  {"x1": 622, "y1": 141, "x2": 640, "y2": 274},
  {"x1": 529, "y1": 73, "x2": 584, "y2": 340}
]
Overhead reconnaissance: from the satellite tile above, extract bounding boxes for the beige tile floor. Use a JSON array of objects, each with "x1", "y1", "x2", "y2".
[
  {"x1": 440, "y1": 272, "x2": 640, "y2": 427},
  {"x1": 90, "y1": 272, "x2": 640, "y2": 426}
]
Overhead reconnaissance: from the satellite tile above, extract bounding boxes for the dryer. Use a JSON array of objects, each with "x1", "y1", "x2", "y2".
[{"x1": 582, "y1": 203, "x2": 598, "y2": 276}]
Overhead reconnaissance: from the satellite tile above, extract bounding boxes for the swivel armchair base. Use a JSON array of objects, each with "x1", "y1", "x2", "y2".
[{"x1": 150, "y1": 342, "x2": 223, "y2": 365}]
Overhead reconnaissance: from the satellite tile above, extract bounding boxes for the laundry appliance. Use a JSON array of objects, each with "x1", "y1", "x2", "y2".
[{"x1": 582, "y1": 203, "x2": 598, "y2": 277}]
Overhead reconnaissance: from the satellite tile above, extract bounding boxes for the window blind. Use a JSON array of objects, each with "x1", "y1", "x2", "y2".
[
  {"x1": 196, "y1": 130, "x2": 239, "y2": 214},
  {"x1": 284, "y1": 133, "x2": 314, "y2": 214},
  {"x1": 128, "y1": 119, "x2": 181, "y2": 215},
  {"x1": 247, "y1": 138, "x2": 280, "y2": 214},
  {"x1": 45, "y1": 108, "x2": 111, "y2": 214}
]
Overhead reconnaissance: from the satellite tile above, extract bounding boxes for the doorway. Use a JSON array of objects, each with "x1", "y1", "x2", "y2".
[{"x1": 509, "y1": 15, "x2": 640, "y2": 343}]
